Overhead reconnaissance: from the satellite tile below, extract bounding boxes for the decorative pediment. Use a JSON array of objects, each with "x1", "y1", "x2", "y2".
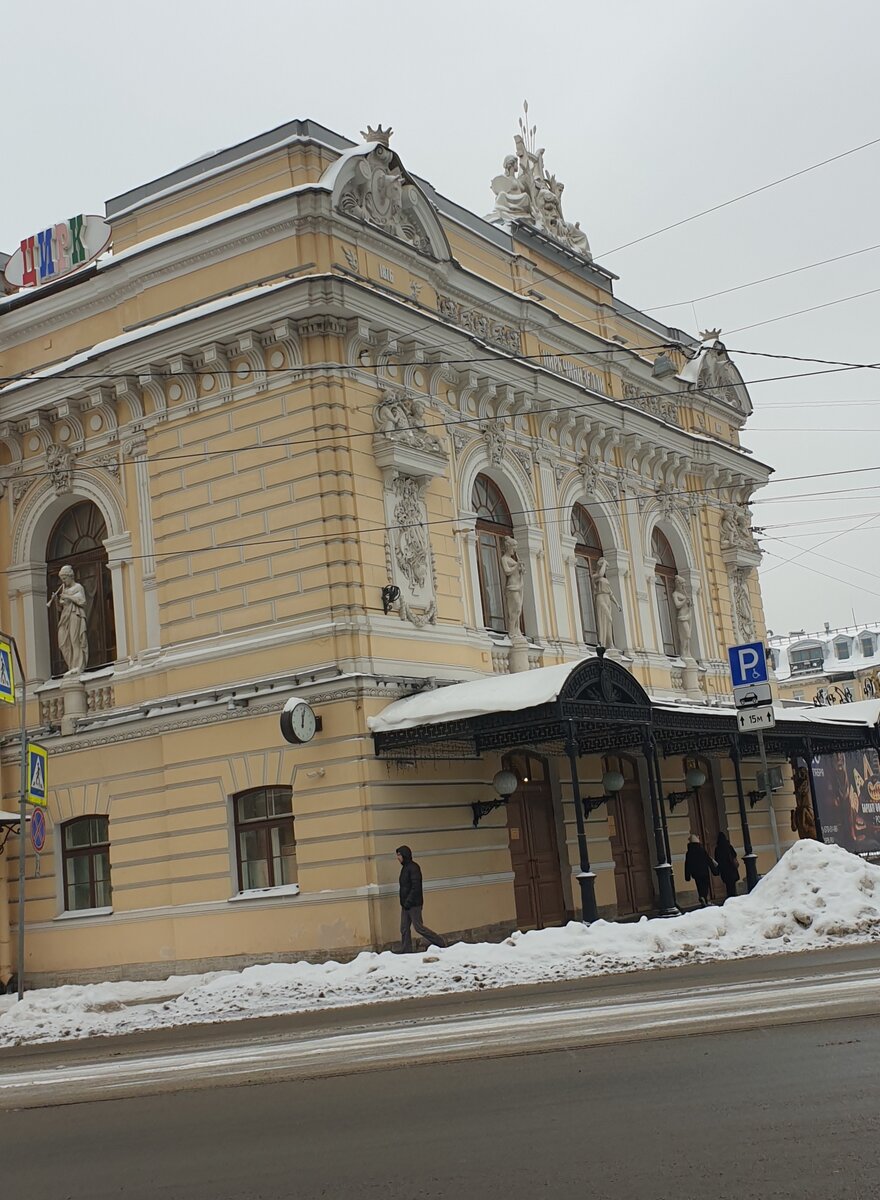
[
  {"x1": 679, "y1": 332, "x2": 752, "y2": 416},
  {"x1": 486, "y1": 101, "x2": 592, "y2": 260},
  {"x1": 326, "y1": 131, "x2": 451, "y2": 261}
]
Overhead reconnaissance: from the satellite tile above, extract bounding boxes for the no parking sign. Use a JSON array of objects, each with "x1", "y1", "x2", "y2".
[{"x1": 30, "y1": 807, "x2": 46, "y2": 854}]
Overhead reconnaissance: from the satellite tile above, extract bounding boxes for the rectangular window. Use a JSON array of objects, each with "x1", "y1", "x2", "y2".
[
  {"x1": 789, "y1": 647, "x2": 824, "y2": 674},
  {"x1": 62, "y1": 816, "x2": 111, "y2": 911},
  {"x1": 477, "y1": 533, "x2": 507, "y2": 632},
  {"x1": 575, "y1": 561, "x2": 598, "y2": 644},
  {"x1": 835, "y1": 642, "x2": 850, "y2": 660},
  {"x1": 233, "y1": 788, "x2": 296, "y2": 891},
  {"x1": 655, "y1": 576, "x2": 677, "y2": 656}
]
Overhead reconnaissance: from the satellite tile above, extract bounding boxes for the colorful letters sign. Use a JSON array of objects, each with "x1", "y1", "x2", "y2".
[{"x1": 3, "y1": 215, "x2": 112, "y2": 289}]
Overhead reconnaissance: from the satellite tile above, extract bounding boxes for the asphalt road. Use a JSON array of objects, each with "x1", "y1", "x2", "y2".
[
  {"x1": 2, "y1": 1013, "x2": 878, "y2": 1200},
  {"x1": 2, "y1": 944, "x2": 879, "y2": 1198}
]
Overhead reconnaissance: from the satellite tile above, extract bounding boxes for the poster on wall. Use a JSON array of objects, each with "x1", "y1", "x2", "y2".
[{"x1": 807, "y1": 750, "x2": 880, "y2": 861}]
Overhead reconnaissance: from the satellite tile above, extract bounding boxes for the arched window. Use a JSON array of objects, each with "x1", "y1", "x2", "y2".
[
  {"x1": 473, "y1": 474, "x2": 514, "y2": 634},
  {"x1": 233, "y1": 786, "x2": 297, "y2": 891},
  {"x1": 571, "y1": 505, "x2": 602, "y2": 645},
  {"x1": 46, "y1": 502, "x2": 116, "y2": 677},
  {"x1": 652, "y1": 528, "x2": 678, "y2": 657}
]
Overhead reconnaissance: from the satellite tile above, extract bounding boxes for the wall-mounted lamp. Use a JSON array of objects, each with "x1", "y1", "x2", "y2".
[
  {"x1": 582, "y1": 769, "x2": 625, "y2": 816},
  {"x1": 666, "y1": 766, "x2": 707, "y2": 812},
  {"x1": 381, "y1": 584, "x2": 401, "y2": 614},
  {"x1": 472, "y1": 769, "x2": 518, "y2": 828}
]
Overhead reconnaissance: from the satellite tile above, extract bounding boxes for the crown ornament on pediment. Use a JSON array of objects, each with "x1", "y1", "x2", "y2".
[
  {"x1": 698, "y1": 328, "x2": 722, "y2": 342},
  {"x1": 361, "y1": 124, "x2": 393, "y2": 146}
]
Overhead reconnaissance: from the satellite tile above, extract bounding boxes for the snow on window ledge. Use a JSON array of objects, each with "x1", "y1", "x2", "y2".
[
  {"x1": 53, "y1": 906, "x2": 113, "y2": 921},
  {"x1": 228, "y1": 883, "x2": 301, "y2": 903}
]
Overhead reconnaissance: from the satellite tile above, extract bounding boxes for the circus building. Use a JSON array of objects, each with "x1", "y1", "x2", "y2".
[{"x1": 0, "y1": 113, "x2": 874, "y2": 986}]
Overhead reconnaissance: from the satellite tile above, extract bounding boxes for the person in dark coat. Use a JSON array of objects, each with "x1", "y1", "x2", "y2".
[
  {"x1": 714, "y1": 831, "x2": 741, "y2": 900},
  {"x1": 683, "y1": 834, "x2": 717, "y2": 907},
  {"x1": 396, "y1": 846, "x2": 446, "y2": 953}
]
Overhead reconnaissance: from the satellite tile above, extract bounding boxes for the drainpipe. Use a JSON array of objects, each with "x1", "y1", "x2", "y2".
[{"x1": 0, "y1": 849, "x2": 11, "y2": 987}]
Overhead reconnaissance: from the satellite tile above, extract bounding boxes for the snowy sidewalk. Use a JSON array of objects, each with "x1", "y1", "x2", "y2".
[{"x1": 1, "y1": 840, "x2": 878, "y2": 1048}]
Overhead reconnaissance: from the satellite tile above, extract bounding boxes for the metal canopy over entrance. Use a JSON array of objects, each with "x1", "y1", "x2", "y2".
[{"x1": 373, "y1": 653, "x2": 879, "y2": 922}]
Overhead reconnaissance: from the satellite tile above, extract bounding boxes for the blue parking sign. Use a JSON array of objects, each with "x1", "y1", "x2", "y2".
[{"x1": 728, "y1": 642, "x2": 769, "y2": 688}]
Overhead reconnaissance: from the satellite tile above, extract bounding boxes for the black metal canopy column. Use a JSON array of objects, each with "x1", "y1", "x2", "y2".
[
  {"x1": 642, "y1": 731, "x2": 678, "y2": 915},
  {"x1": 565, "y1": 718, "x2": 599, "y2": 923},
  {"x1": 730, "y1": 735, "x2": 759, "y2": 891},
  {"x1": 801, "y1": 737, "x2": 825, "y2": 843}
]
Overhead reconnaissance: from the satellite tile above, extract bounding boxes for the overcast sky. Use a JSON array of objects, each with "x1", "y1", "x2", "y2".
[{"x1": 5, "y1": 0, "x2": 880, "y2": 637}]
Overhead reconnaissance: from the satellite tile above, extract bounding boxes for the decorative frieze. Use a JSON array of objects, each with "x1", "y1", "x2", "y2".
[
  {"x1": 622, "y1": 380, "x2": 680, "y2": 426},
  {"x1": 435, "y1": 295, "x2": 520, "y2": 355}
]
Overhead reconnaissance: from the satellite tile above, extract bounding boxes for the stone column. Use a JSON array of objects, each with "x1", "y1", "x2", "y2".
[
  {"x1": 6, "y1": 564, "x2": 48, "y2": 683},
  {"x1": 103, "y1": 532, "x2": 133, "y2": 664},
  {"x1": 125, "y1": 438, "x2": 160, "y2": 658},
  {"x1": 455, "y1": 509, "x2": 480, "y2": 629}
]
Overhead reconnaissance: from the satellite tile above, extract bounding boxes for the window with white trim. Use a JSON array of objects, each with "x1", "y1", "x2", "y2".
[{"x1": 233, "y1": 787, "x2": 297, "y2": 890}]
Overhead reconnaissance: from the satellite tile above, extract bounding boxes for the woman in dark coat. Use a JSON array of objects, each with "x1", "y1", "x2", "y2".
[
  {"x1": 714, "y1": 831, "x2": 741, "y2": 900},
  {"x1": 683, "y1": 834, "x2": 716, "y2": 907}
]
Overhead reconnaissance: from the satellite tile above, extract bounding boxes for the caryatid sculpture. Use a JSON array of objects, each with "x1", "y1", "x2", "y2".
[
  {"x1": 500, "y1": 535, "x2": 526, "y2": 640},
  {"x1": 592, "y1": 557, "x2": 621, "y2": 651},
  {"x1": 671, "y1": 574, "x2": 693, "y2": 658},
  {"x1": 49, "y1": 564, "x2": 89, "y2": 674}
]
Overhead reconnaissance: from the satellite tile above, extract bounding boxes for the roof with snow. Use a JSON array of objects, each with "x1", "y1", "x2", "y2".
[{"x1": 771, "y1": 622, "x2": 880, "y2": 683}]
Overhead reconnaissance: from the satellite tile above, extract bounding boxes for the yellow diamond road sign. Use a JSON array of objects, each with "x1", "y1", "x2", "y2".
[
  {"x1": 27, "y1": 743, "x2": 48, "y2": 807},
  {"x1": 0, "y1": 640, "x2": 14, "y2": 705}
]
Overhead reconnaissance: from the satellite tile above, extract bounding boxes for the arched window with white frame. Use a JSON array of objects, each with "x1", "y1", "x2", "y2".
[
  {"x1": 473, "y1": 474, "x2": 515, "y2": 634},
  {"x1": 652, "y1": 527, "x2": 679, "y2": 657},
  {"x1": 46, "y1": 501, "x2": 117, "y2": 677},
  {"x1": 571, "y1": 504, "x2": 602, "y2": 645}
]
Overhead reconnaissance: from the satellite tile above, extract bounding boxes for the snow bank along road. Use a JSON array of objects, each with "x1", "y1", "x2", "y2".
[
  {"x1": 1, "y1": 944, "x2": 878, "y2": 1109},
  {"x1": 1, "y1": 840, "x2": 879, "y2": 1049}
]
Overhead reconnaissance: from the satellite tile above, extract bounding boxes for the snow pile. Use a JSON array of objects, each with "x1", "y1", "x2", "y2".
[{"x1": 1, "y1": 841, "x2": 878, "y2": 1047}]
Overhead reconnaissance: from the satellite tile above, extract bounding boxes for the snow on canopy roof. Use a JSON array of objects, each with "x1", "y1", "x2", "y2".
[
  {"x1": 369, "y1": 667, "x2": 880, "y2": 737},
  {"x1": 0, "y1": 810, "x2": 21, "y2": 824},
  {"x1": 368, "y1": 661, "x2": 580, "y2": 733}
]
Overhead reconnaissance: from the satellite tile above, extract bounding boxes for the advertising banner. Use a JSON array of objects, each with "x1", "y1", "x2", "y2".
[{"x1": 806, "y1": 750, "x2": 880, "y2": 861}]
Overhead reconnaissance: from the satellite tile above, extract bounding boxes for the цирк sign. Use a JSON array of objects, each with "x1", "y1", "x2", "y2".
[{"x1": 3, "y1": 214, "x2": 111, "y2": 289}]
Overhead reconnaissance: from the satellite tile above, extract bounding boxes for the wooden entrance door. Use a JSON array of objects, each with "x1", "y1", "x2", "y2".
[
  {"x1": 686, "y1": 758, "x2": 723, "y2": 902},
  {"x1": 605, "y1": 755, "x2": 655, "y2": 916},
  {"x1": 504, "y1": 753, "x2": 567, "y2": 930}
]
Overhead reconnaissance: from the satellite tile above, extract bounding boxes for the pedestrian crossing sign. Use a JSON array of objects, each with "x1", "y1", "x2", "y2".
[
  {"x1": 27, "y1": 743, "x2": 48, "y2": 807},
  {"x1": 0, "y1": 640, "x2": 14, "y2": 705}
]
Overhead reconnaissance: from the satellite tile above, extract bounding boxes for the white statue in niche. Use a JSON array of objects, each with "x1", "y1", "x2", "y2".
[
  {"x1": 501, "y1": 535, "x2": 526, "y2": 640},
  {"x1": 672, "y1": 574, "x2": 693, "y2": 658},
  {"x1": 592, "y1": 556, "x2": 621, "y2": 651},
  {"x1": 50, "y1": 564, "x2": 89, "y2": 674}
]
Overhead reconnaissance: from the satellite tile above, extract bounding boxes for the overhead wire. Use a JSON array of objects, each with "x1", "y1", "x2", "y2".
[
  {"x1": 642, "y1": 242, "x2": 880, "y2": 312},
  {"x1": 593, "y1": 134, "x2": 880, "y2": 258}
]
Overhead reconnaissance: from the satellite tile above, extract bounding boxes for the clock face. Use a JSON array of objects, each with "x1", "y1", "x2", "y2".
[{"x1": 291, "y1": 702, "x2": 316, "y2": 743}]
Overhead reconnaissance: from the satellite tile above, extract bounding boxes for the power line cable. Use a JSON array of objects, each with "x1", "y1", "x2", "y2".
[
  {"x1": 594, "y1": 134, "x2": 880, "y2": 258},
  {"x1": 642, "y1": 243, "x2": 880, "y2": 312},
  {"x1": 726, "y1": 286, "x2": 880, "y2": 335}
]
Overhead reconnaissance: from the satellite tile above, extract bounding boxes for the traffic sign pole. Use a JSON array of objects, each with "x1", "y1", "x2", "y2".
[
  {"x1": 0, "y1": 631, "x2": 29, "y2": 1000},
  {"x1": 758, "y1": 730, "x2": 781, "y2": 862}
]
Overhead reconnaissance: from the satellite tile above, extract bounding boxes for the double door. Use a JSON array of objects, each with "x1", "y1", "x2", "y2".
[
  {"x1": 686, "y1": 760, "x2": 723, "y2": 902},
  {"x1": 505, "y1": 754, "x2": 567, "y2": 930},
  {"x1": 606, "y1": 757, "x2": 655, "y2": 916}
]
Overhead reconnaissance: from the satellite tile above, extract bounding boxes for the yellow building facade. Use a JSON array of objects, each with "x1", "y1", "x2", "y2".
[{"x1": 0, "y1": 117, "x2": 821, "y2": 986}]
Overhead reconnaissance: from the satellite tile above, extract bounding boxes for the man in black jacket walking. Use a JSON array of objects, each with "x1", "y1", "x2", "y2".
[{"x1": 396, "y1": 845, "x2": 446, "y2": 952}]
